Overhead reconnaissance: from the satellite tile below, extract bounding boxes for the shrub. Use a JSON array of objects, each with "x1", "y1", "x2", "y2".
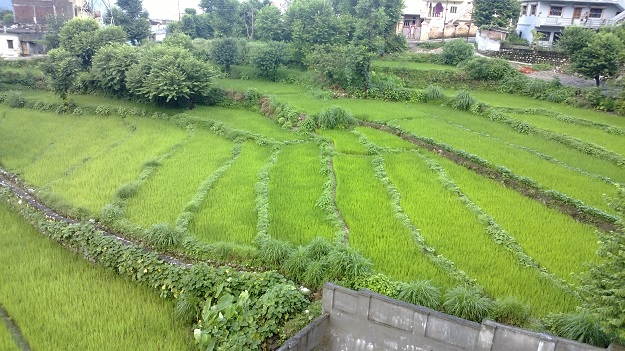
[
  {"x1": 354, "y1": 273, "x2": 399, "y2": 298},
  {"x1": 210, "y1": 37, "x2": 240, "y2": 72},
  {"x1": 440, "y1": 39, "x2": 474, "y2": 66},
  {"x1": 442, "y1": 286, "x2": 492, "y2": 322},
  {"x1": 423, "y1": 85, "x2": 444, "y2": 102},
  {"x1": 544, "y1": 311, "x2": 613, "y2": 347},
  {"x1": 315, "y1": 106, "x2": 357, "y2": 130},
  {"x1": 260, "y1": 239, "x2": 293, "y2": 267},
  {"x1": 95, "y1": 105, "x2": 111, "y2": 115},
  {"x1": 5, "y1": 90, "x2": 25, "y2": 108},
  {"x1": 250, "y1": 41, "x2": 289, "y2": 81},
  {"x1": 397, "y1": 280, "x2": 441, "y2": 309},
  {"x1": 462, "y1": 57, "x2": 520, "y2": 81},
  {"x1": 144, "y1": 223, "x2": 184, "y2": 251},
  {"x1": 490, "y1": 297, "x2": 531, "y2": 327},
  {"x1": 384, "y1": 33, "x2": 408, "y2": 54},
  {"x1": 451, "y1": 90, "x2": 475, "y2": 110}
]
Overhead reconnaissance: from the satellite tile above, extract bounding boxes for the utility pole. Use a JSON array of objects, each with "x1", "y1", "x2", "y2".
[{"x1": 442, "y1": 0, "x2": 449, "y2": 41}]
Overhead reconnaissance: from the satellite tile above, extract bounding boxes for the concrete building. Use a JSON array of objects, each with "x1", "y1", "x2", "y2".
[
  {"x1": 516, "y1": 0, "x2": 625, "y2": 45},
  {"x1": 0, "y1": 27, "x2": 44, "y2": 57},
  {"x1": 398, "y1": 0, "x2": 478, "y2": 41},
  {"x1": 11, "y1": 0, "x2": 73, "y2": 24}
]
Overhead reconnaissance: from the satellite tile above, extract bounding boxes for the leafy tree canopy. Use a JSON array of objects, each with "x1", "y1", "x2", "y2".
[
  {"x1": 41, "y1": 48, "x2": 81, "y2": 101},
  {"x1": 105, "y1": 0, "x2": 150, "y2": 45},
  {"x1": 473, "y1": 0, "x2": 520, "y2": 29}
]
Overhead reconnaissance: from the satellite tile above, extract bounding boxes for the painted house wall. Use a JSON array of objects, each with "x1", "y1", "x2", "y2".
[{"x1": 0, "y1": 33, "x2": 21, "y2": 57}]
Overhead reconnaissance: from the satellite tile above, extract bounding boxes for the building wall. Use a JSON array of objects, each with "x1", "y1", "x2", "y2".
[
  {"x1": 0, "y1": 33, "x2": 21, "y2": 57},
  {"x1": 11, "y1": 0, "x2": 73, "y2": 24}
]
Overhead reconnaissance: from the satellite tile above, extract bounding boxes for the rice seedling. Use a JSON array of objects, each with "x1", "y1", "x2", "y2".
[
  {"x1": 190, "y1": 142, "x2": 272, "y2": 244},
  {"x1": 355, "y1": 126, "x2": 417, "y2": 150},
  {"x1": 431, "y1": 153, "x2": 600, "y2": 284},
  {"x1": 393, "y1": 116, "x2": 620, "y2": 213},
  {"x1": 125, "y1": 129, "x2": 233, "y2": 227},
  {"x1": 50, "y1": 117, "x2": 188, "y2": 213},
  {"x1": 304, "y1": 236, "x2": 334, "y2": 261},
  {"x1": 144, "y1": 222, "x2": 185, "y2": 251},
  {"x1": 188, "y1": 106, "x2": 300, "y2": 142},
  {"x1": 0, "y1": 202, "x2": 193, "y2": 351},
  {"x1": 333, "y1": 154, "x2": 456, "y2": 288},
  {"x1": 318, "y1": 130, "x2": 369, "y2": 155},
  {"x1": 259, "y1": 238, "x2": 293, "y2": 266},
  {"x1": 384, "y1": 151, "x2": 578, "y2": 315},
  {"x1": 268, "y1": 143, "x2": 336, "y2": 244}
]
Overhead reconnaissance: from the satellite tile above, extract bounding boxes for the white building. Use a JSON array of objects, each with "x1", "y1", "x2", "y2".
[
  {"x1": 516, "y1": 0, "x2": 625, "y2": 44},
  {"x1": 398, "y1": 0, "x2": 478, "y2": 40}
]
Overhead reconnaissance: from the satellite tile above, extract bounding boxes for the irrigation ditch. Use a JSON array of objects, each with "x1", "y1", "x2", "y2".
[{"x1": 359, "y1": 120, "x2": 620, "y2": 233}]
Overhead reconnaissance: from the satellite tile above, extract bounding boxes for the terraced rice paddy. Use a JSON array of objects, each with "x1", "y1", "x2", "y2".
[
  {"x1": 1, "y1": 76, "x2": 623, "y2": 318},
  {"x1": 0, "y1": 201, "x2": 193, "y2": 351}
]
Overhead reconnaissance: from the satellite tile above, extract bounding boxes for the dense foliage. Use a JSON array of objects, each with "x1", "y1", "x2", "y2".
[
  {"x1": 473, "y1": 0, "x2": 520, "y2": 29},
  {"x1": 104, "y1": 0, "x2": 151, "y2": 45}
]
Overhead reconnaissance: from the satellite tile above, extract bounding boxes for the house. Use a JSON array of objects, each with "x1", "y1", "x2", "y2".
[
  {"x1": 398, "y1": 0, "x2": 478, "y2": 40},
  {"x1": 150, "y1": 19, "x2": 167, "y2": 42},
  {"x1": 0, "y1": 26, "x2": 44, "y2": 57},
  {"x1": 516, "y1": 0, "x2": 625, "y2": 45}
]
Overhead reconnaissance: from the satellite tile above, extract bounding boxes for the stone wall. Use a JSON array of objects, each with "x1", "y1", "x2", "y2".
[
  {"x1": 280, "y1": 283, "x2": 618, "y2": 351},
  {"x1": 479, "y1": 47, "x2": 569, "y2": 65}
]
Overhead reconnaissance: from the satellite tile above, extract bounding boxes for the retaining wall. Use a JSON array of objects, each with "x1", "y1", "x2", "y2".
[
  {"x1": 480, "y1": 47, "x2": 569, "y2": 65},
  {"x1": 280, "y1": 283, "x2": 618, "y2": 351}
]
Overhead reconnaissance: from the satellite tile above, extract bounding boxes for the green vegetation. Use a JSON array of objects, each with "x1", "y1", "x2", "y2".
[{"x1": 0, "y1": 202, "x2": 194, "y2": 351}]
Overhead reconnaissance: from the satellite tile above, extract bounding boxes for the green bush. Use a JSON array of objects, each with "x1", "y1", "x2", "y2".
[
  {"x1": 144, "y1": 223, "x2": 184, "y2": 251},
  {"x1": 354, "y1": 273, "x2": 399, "y2": 298},
  {"x1": 116, "y1": 182, "x2": 139, "y2": 200},
  {"x1": 490, "y1": 297, "x2": 531, "y2": 327},
  {"x1": 5, "y1": 90, "x2": 25, "y2": 108},
  {"x1": 451, "y1": 90, "x2": 475, "y2": 110},
  {"x1": 305, "y1": 237, "x2": 333, "y2": 261},
  {"x1": 544, "y1": 311, "x2": 613, "y2": 347},
  {"x1": 441, "y1": 39, "x2": 474, "y2": 66},
  {"x1": 397, "y1": 280, "x2": 441, "y2": 309},
  {"x1": 443, "y1": 286, "x2": 492, "y2": 322},
  {"x1": 315, "y1": 106, "x2": 357, "y2": 130},
  {"x1": 462, "y1": 57, "x2": 520, "y2": 81},
  {"x1": 251, "y1": 41, "x2": 289, "y2": 81},
  {"x1": 423, "y1": 85, "x2": 444, "y2": 102}
]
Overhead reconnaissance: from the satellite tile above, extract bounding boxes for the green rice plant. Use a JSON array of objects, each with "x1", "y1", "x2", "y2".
[
  {"x1": 125, "y1": 129, "x2": 233, "y2": 227},
  {"x1": 423, "y1": 85, "x2": 444, "y2": 102},
  {"x1": 333, "y1": 154, "x2": 456, "y2": 288},
  {"x1": 259, "y1": 238, "x2": 293, "y2": 267},
  {"x1": 318, "y1": 130, "x2": 369, "y2": 155},
  {"x1": 305, "y1": 236, "x2": 333, "y2": 261},
  {"x1": 190, "y1": 142, "x2": 272, "y2": 244},
  {"x1": 544, "y1": 311, "x2": 613, "y2": 347},
  {"x1": 355, "y1": 126, "x2": 417, "y2": 150},
  {"x1": 255, "y1": 146, "x2": 280, "y2": 239},
  {"x1": 490, "y1": 297, "x2": 532, "y2": 327},
  {"x1": 397, "y1": 280, "x2": 441, "y2": 309},
  {"x1": 443, "y1": 286, "x2": 492, "y2": 322},
  {"x1": 451, "y1": 90, "x2": 475, "y2": 110},
  {"x1": 282, "y1": 246, "x2": 311, "y2": 280},
  {"x1": 268, "y1": 143, "x2": 336, "y2": 244},
  {"x1": 144, "y1": 223, "x2": 185, "y2": 251},
  {"x1": 0, "y1": 202, "x2": 193, "y2": 351},
  {"x1": 0, "y1": 314, "x2": 20, "y2": 351}
]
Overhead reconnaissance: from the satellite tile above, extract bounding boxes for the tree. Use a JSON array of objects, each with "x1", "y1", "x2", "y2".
[
  {"x1": 579, "y1": 184, "x2": 625, "y2": 341},
  {"x1": 106, "y1": 0, "x2": 150, "y2": 45},
  {"x1": 251, "y1": 41, "x2": 289, "y2": 81},
  {"x1": 59, "y1": 18, "x2": 101, "y2": 68},
  {"x1": 239, "y1": 0, "x2": 268, "y2": 39},
  {"x1": 0, "y1": 9, "x2": 14, "y2": 25},
  {"x1": 200, "y1": 0, "x2": 241, "y2": 37},
  {"x1": 255, "y1": 6, "x2": 284, "y2": 41},
  {"x1": 43, "y1": 15, "x2": 70, "y2": 50},
  {"x1": 91, "y1": 43, "x2": 139, "y2": 96},
  {"x1": 126, "y1": 45, "x2": 217, "y2": 107},
  {"x1": 473, "y1": 0, "x2": 520, "y2": 28},
  {"x1": 40, "y1": 48, "x2": 81, "y2": 101},
  {"x1": 305, "y1": 44, "x2": 373, "y2": 90},
  {"x1": 560, "y1": 30, "x2": 624, "y2": 86},
  {"x1": 210, "y1": 38, "x2": 239, "y2": 72},
  {"x1": 94, "y1": 25, "x2": 127, "y2": 47}
]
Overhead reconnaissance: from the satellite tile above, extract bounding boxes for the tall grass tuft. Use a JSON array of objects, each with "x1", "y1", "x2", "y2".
[
  {"x1": 173, "y1": 292, "x2": 201, "y2": 324},
  {"x1": 327, "y1": 244, "x2": 374, "y2": 284},
  {"x1": 305, "y1": 236, "x2": 333, "y2": 261},
  {"x1": 283, "y1": 246, "x2": 311, "y2": 280},
  {"x1": 260, "y1": 238, "x2": 293, "y2": 267},
  {"x1": 544, "y1": 311, "x2": 613, "y2": 347},
  {"x1": 451, "y1": 90, "x2": 476, "y2": 110},
  {"x1": 302, "y1": 259, "x2": 329, "y2": 290},
  {"x1": 315, "y1": 106, "x2": 357, "y2": 130},
  {"x1": 423, "y1": 85, "x2": 444, "y2": 102},
  {"x1": 397, "y1": 280, "x2": 441, "y2": 309},
  {"x1": 490, "y1": 297, "x2": 532, "y2": 327},
  {"x1": 144, "y1": 223, "x2": 184, "y2": 251},
  {"x1": 443, "y1": 285, "x2": 492, "y2": 322}
]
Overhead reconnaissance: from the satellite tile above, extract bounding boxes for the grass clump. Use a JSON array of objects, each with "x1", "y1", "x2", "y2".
[
  {"x1": 423, "y1": 85, "x2": 444, "y2": 102},
  {"x1": 305, "y1": 236, "x2": 333, "y2": 261},
  {"x1": 451, "y1": 90, "x2": 476, "y2": 110},
  {"x1": 282, "y1": 246, "x2": 311, "y2": 279},
  {"x1": 144, "y1": 223, "x2": 184, "y2": 251},
  {"x1": 397, "y1": 280, "x2": 441, "y2": 309},
  {"x1": 490, "y1": 297, "x2": 532, "y2": 327},
  {"x1": 443, "y1": 285, "x2": 492, "y2": 322},
  {"x1": 260, "y1": 238, "x2": 293, "y2": 267},
  {"x1": 544, "y1": 311, "x2": 613, "y2": 347},
  {"x1": 315, "y1": 107, "x2": 357, "y2": 130}
]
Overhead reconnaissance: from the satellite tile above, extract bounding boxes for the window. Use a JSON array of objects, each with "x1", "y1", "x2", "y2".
[
  {"x1": 549, "y1": 6, "x2": 563, "y2": 16},
  {"x1": 450, "y1": 6, "x2": 457, "y2": 13},
  {"x1": 404, "y1": 19, "x2": 411, "y2": 26},
  {"x1": 521, "y1": 5, "x2": 528, "y2": 15},
  {"x1": 7, "y1": 40, "x2": 13, "y2": 49},
  {"x1": 530, "y1": 4, "x2": 537, "y2": 15},
  {"x1": 572, "y1": 7, "x2": 582, "y2": 19},
  {"x1": 589, "y1": 8, "x2": 603, "y2": 18}
]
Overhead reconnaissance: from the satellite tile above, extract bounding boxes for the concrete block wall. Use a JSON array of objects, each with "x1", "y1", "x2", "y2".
[{"x1": 280, "y1": 283, "x2": 613, "y2": 351}]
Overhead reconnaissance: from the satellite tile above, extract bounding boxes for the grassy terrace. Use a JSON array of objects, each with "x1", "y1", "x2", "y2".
[
  {"x1": 190, "y1": 142, "x2": 272, "y2": 244},
  {"x1": 268, "y1": 142, "x2": 336, "y2": 244},
  {"x1": 383, "y1": 151, "x2": 576, "y2": 315},
  {"x1": 371, "y1": 60, "x2": 458, "y2": 71},
  {"x1": 0, "y1": 202, "x2": 193, "y2": 351},
  {"x1": 126, "y1": 129, "x2": 233, "y2": 227}
]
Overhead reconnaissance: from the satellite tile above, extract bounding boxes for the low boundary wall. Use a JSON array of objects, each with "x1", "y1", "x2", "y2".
[{"x1": 279, "y1": 283, "x2": 618, "y2": 351}]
